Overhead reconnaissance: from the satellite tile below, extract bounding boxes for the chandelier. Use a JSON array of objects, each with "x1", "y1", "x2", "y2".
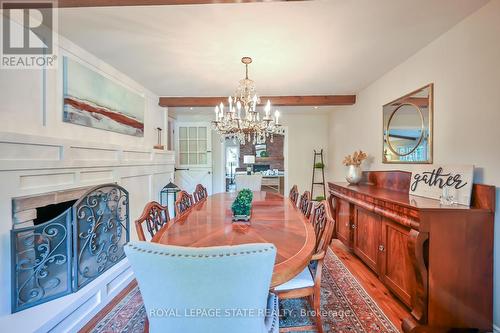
[{"x1": 211, "y1": 57, "x2": 284, "y2": 144}]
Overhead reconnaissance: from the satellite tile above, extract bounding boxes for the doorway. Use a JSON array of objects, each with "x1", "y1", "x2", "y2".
[{"x1": 174, "y1": 121, "x2": 213, "y2": 194}]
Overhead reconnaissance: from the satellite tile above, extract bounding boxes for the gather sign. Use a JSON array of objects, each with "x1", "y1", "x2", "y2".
[{"x1": 410, "y1": 165, "x2": 474, "y2": 206}]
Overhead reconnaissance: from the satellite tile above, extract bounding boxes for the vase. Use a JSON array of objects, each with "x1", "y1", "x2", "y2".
[{"x1": 346, "y1": 165, "x2": 362, "y2": 185}]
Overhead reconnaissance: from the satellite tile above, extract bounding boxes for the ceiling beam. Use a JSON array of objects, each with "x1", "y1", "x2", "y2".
[
  {"x1": 159, "y1": 95, "x2": 356, "y2": 107},
  {"x1": 57, "y1": 0, "x2": 303, "y2": 8}
]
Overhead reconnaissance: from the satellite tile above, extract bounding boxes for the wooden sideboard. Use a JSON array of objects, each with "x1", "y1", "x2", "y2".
[{"x1": 328, "y1": 171, "x2": 495, "y2": 332}]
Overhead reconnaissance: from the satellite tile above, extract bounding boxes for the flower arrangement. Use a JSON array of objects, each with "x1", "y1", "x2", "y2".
[
  {"x1": 342, "y1": 150, "x2": 368, "y2": 167},
  {"x1": 232, "y1": 189, "x2": 253, "y2": 221}
]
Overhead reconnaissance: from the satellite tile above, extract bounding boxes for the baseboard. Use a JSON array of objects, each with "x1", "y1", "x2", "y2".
[{"x1": 493, "y1": 323, "x2": 500, "y2": 333}]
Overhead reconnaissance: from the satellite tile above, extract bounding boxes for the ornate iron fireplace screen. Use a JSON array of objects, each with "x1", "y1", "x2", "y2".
[{"x1": 11, "y1": 184, "x2": 130, "y2": 313}]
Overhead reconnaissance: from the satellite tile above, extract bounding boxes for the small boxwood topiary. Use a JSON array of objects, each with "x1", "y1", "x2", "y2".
[{"x1": 232, "y1": 188, "x2": 253, "y2": 216}]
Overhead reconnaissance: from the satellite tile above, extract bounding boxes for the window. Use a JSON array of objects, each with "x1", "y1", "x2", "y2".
[
  {"x1": 178, "y1": 126, "x2": 208, "y2": 165},
  {"x1": 397, "y1": 143, "x2": 426, "y2": 162}
]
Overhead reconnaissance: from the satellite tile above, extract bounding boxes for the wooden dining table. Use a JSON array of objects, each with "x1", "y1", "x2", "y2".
[{"x1": 152, "y1": 191, "x2": 316, "y2": 287}]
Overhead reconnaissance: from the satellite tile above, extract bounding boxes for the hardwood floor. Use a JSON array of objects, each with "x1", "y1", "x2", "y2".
[{"x1": 329, "y1": 239, "x2": 410, "y2": 332}]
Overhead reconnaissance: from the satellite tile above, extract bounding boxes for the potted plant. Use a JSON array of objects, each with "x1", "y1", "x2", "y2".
[
  {"x1": 232, "y1": 188, "x2": 253, "y2": 223},
  {"x1": 314, "y1": 162, "x2": 325, "y2": 169},
  {"x1": 342, "y1": 150, "x2": 368, "y2": 184}
]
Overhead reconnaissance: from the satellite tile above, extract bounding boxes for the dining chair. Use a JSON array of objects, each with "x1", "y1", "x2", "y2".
[
  {"x1": 289, "y1": 185, "x2": 299, "y2": 206},
  {"x1": 134, "y1": 201, "x2": 170, "y2": 241},
  {"x1": 125, "y1": 241, "x2": 279, "y2": 333},
  {"x1": 175, "y1": 190, "x2": 194, "y2": 216},
  {"x1": 273, "y1": 200, "x2": 335, "y2": 333},
  {"x1": 193, "y1": 183, "x2": 208, "y2": 203},
  {"x1": 298, "y1": 190, "x2": 313, "y2": 219},
  {"x1": 235, "y1": 174, "x2": 263, "y2": 191}
]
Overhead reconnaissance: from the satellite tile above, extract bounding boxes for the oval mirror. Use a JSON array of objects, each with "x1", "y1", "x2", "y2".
[
  {"x1": 382, "y1": 84, "x2": 433, "y2": 164},
  {"x1": 386, "y1": 103, "x2": 424, "y2": 156}
]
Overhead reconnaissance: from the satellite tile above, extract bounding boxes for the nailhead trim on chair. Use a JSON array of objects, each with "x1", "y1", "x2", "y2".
[
  {"x1": 126, "y1": 243, "x2": 276, "y2": 259},
  {"x1": 268, "y1": 293, "x2": 278, "y2": 333}
]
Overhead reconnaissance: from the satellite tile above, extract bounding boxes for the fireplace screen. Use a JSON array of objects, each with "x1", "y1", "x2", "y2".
[{"x1": 11, "y1": 184, "x2": 130, "y2": 313}]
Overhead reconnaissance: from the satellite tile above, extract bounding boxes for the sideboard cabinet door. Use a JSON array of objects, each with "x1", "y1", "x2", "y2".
[
  {"x1": 353, "y1": 207, "x2": 381, "y2": 273},
  {"x1": 379, "y1": 218, "x2": 416, "y2": 308},
  {"x1": 336, "y1": 198, "x2": 351, "y2": 247}
]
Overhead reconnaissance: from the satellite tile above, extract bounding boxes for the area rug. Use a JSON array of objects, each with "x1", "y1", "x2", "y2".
[{"x1": 85, "y1": 249, "x2": 399, "y2": 333}]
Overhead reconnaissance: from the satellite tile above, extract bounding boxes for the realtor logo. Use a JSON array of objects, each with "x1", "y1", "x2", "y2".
[{"x1": 1, "y1": 0, "x2": 57, "y2": 69}]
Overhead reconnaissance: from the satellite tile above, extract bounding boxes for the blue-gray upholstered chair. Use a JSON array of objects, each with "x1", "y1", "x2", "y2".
[{"x1": 125, "y1": 241, "x2": 279, "y2": 333}]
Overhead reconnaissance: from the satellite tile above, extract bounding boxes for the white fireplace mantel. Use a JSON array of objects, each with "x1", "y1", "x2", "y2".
[{"x1": 0, "y1": 131, "x2": 175, "y2": 332}]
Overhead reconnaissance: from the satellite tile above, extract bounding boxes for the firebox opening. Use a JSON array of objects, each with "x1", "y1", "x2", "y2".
[{"x1": 33, "y1": 200, "x2": 77, "y2": 225}]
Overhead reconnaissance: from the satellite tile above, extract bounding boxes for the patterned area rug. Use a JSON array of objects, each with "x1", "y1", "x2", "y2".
[{"x1": 86, "y1": 249, "x2": 398, "y2": 333}]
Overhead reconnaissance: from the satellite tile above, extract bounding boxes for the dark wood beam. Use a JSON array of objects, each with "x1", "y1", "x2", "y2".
[
  {"x1": 159, "y1": 95, "x2": 356, "y2": 107},
  {"x1": 57, "y1": 0, "x2": 303, "y2": 8}
]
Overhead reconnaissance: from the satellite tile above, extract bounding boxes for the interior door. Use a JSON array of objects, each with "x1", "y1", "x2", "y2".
[
  {"x1": 175, "y1": 122, "x2": 212, "y2": 195},
  {"x1": 353, "y1": 207, "x2": 381, "y2": 273}
]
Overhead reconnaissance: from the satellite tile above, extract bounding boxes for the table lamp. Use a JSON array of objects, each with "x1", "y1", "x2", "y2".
[{"x1": 243, "y1": 155, "x2": 255, "y2": 175}]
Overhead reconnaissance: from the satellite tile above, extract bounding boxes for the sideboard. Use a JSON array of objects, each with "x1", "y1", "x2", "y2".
[{"x1": 328, "y1": 170, "x2": 495, "y2": 332}]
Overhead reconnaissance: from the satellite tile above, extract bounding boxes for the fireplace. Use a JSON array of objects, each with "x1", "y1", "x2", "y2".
[{"x1": 10, "y1": 184, "x2": 130, "y2": 313}]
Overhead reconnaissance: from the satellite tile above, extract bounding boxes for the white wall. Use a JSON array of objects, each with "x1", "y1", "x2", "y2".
[
  {"x1": 327, "y1": 0, "x2": 500, "y2": 329},
  {"x1": 0, "y1": 33, "x2": 173, "y2": 331},
  {"x1": 174, "y1": 112, "x2": 330, "y2": 197},
  {"x1": 281, "y1": 114, "x2": 329, "y2": 197}
]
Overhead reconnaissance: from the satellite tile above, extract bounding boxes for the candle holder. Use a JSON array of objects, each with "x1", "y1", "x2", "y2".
[{"x1": 154, "y1": 127, "x2": 164, "y2": 150}]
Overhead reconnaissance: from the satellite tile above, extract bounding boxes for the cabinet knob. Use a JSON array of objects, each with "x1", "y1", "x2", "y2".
[
  {"x1": 351, "y1": 224, "x2": 356, "y2": 229},
  {"x1": 378, "y1": 244, "x2": 385, "y2": 252}
]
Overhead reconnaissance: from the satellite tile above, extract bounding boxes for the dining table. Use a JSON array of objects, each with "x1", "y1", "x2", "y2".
[{"x1": 152, "y1": 191, "x2": 316, "y2": 287}]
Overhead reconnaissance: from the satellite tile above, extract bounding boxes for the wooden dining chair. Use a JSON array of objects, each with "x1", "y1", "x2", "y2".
[
  {"x1": 289, "y1": 185, "x2": 299, "y2": 206},
  {"x1": 193, "y1": 184, "x2": 208, "y2": 203},
  {"x1": 175, "y1": 190, "x2": 194, "y2": 216},
  {"x1": 273, "y1": 200, "x2": 335, "y2": 333},
  {"x1": 298, "y1": 190, "x2": 313, "y2": 219},
  {"x1": 134, "y1": 201, "x2": 170, "y2": 241}
]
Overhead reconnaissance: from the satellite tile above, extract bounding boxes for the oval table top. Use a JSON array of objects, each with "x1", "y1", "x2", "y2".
[{"x1": 152, "y1": 191, "x2": 316, "y2": 287}]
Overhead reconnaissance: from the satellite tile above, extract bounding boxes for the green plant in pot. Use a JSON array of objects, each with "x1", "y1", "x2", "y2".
[
  {"x1": 232, "y1": 188, "x2": 253, "y2": 222},
  {"x1": 314, "y1": 162, "x2": 325, "y2": 169}
]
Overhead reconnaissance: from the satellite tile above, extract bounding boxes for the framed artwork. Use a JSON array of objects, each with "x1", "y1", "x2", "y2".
[
  {"x1": 63, "y1": 56, "x2": 145, "y2": 137},
  {"x1": 255, "y1": 144, "x2": 267, "y2": 157}
]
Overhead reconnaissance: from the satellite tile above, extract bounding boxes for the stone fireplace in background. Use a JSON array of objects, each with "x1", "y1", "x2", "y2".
[{"x1": 11, "y1": 184, "x2": 130, "y2": 313}]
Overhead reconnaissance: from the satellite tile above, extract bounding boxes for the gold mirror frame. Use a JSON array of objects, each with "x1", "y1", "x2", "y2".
[{"x1": 382, "y1": 83, "x2": 433, "y2": 164}]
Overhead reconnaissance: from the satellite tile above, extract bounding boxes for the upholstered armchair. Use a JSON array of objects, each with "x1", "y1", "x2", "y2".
[
  {"x1": 273, "y1": 200, "x2": 335, "y2": 333},
  {"x1": 235, "y1": 174, "x2": 263, "y2": 191},
  {"x1": 125, "y1": 241, "x2": 279, "y2": 333}
]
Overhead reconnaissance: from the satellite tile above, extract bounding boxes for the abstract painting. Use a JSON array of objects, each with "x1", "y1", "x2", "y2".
[{"x1": 63, "y1": 56, "x2": 145, "y2": 137}]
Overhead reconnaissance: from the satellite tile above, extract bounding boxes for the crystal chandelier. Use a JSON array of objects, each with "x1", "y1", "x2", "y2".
[{"x1": 211, "y1": 57, "x2": 284, "y2": 144}]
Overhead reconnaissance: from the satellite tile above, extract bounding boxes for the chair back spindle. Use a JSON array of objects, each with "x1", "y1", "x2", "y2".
[
  {"x1": 299, "y1": 190, "x2": 313, "y2": 219},
  {"x1": 175, "y1": 190, "x2": 194, "y2": 216},
  {"x1": 193, "y1": 184, "x2": 208, "y2": 203},
  {"x1": 311, "y1": 200, "x2": 335, "y2": 255},
  {"x1": 289, "y1": 185, "x2": 299, "y2": 206},
  {"x1": 134, "y1": 201, "x2": 170, "y2": 241}
]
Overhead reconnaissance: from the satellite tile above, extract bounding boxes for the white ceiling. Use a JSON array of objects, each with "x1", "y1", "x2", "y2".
[{"x1": 58, "y1": 0, "x2": 487, "y2": 101}]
